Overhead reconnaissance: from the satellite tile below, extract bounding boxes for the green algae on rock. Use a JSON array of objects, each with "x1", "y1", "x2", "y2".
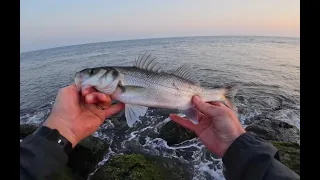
[
  {"x1": 271, "y1": 141, "x2": 300, "y2": 175},
  {"x1": 91, "y1": 154, "x2": 192, "y2": 180}
]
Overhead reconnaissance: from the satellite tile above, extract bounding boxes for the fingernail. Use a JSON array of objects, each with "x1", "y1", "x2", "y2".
[
  {"x1": 193, "y1": 96, "x2": 201, "y2": 102},
  {"x1": 87, "y1": 95, "x2": 93, "y2": 101},
  {"x1": 82, "y1": 89, "x2": 88, "y2": 96},
  {"x1": 99, "y1": 94, "x2": 106, "y2": 101}
]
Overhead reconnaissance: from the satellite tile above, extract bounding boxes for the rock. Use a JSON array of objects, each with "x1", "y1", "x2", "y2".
[
  {"x1": 271, "y1": 141, "x2": 300, "y2": 175},
  {"x1": 159, "y1": 120, "x2": 196, "y2": 145},
  {"x1": 109, "y1": 113, "x2": 130, "y2": 135},
  {"x1": 245, "y1": 119, "x2": 300, "y2": 143},
  {"x1": 20, "y1": 124, "x2": 109, "y2": 179},
  {"x1": 244, "y1": 119, "x2": 300, "y2": 175},
  {"x1": 91, "y1": 154, "x2": 192, "y2": 180},
  {"x1": 20, "y1": 123, "x2": 38, "y2": 139},
  {"x1": 67, "y1": 136, "x2": 109, "y2": 178}
]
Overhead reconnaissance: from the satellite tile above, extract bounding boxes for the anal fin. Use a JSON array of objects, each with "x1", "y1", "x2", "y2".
[
  {"x1": 125, "y1": 104, "x2": 148, "y2": 127},
  {"x1": 181, "y1": 106, "x2": 199, "y2": 124}
]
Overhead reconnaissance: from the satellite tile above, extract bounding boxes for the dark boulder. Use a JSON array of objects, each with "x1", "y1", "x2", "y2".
[
  {"x1": 20, "y1": 123, "x2": 38, "y2": 139},
  {"x1": 67, "y1": 136, "x2": 109, "y2": 178},
  {"x1": 91, "y1": 154, "x2": 192, "y2": 180},
  {"x1": 158, "y1": 120, "x2": 196, "y2": 146},
  {"x1": 245, "y1": 119, "x2": 300, "y2": 175},
  {"x1": 245, "y1": 119, "x2": 300, "y2": 143}
]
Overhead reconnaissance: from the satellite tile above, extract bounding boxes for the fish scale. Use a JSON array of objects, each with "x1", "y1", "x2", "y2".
[
  {"x1": 115, "y1": 67, "x2": 202, "y2": 93},
  {"x1": 75, "y1": 53, "x2": 238, "y2": 127}
]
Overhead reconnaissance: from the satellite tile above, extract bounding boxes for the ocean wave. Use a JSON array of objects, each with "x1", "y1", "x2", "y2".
[{"x1": 20, "y1": 36, "x2": 300, "y2": 180}]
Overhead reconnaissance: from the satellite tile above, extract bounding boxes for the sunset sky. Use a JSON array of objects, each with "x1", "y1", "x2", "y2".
[{"x1": 20, "y1": 0, "x2": 300, "y2": 52}]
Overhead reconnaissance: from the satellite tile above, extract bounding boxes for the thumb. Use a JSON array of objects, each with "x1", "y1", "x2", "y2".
[
  {"x1": 192, "y1": 96, "x2": 224, "y2": 117},
  {"x1": 84, "y1": 93, "x2": 113, "y2": 121},
  {"x1": 169, "y1": 114, "x2": 196, "y2": 131}
]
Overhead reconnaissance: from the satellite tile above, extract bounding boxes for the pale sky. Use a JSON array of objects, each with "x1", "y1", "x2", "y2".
[{"x1": 20, "y1": 0, "x2": 300, "y2": 53}]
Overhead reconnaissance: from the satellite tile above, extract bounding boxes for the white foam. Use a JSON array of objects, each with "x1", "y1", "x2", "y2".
[
  {"x1": 92, "y1": 121, "x2": 116, "y2": 142},
  {"x1": 238, "y1": 109, "x2": 261, "y2": 125},
  {"x1": 195, "y1": 160, "x2": 225, "y2": 180},
  {"x1": 87, "y1": 140, "x2": 117, "y2": 180},
  {"x1": 87, "y1": 113, "x2": 228, "y2": 180},
  {"x1": 20, "y1": 109, "x2": 50, "y2": 125},
  {"x1": 271, "y1": 109, "x2": 300, "y2": 129},
  {"x1": 140, "y1": 133, "x2": 225, "y2": 180},
  {"x1": 140, "y1": 126, "x2": 153, "y2": 132},
  {"x1": 127, "y1": 131, "x2": 139, "y2": 141}
]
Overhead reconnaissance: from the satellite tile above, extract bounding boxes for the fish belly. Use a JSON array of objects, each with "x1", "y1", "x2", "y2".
[{"x1": 113, "y1": 85, "x2": 194, "y2": 110}]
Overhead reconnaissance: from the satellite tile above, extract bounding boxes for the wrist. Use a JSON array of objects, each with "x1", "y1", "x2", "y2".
[
  {"x1": 33, "y1": 125, "x2": 73, "y2": 155},
  {"x1": 42, "y1": 116, "x2": 78, "y2": 148},
  {"x1": 220, "y1": 129, "x2": 246, "y2": 158}
]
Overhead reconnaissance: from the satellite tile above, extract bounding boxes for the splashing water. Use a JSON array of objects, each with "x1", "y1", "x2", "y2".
[{"x1": 20, "y1": 36, "x2": 300, "y2": 180}]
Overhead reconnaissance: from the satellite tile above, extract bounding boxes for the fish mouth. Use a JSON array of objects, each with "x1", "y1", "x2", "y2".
[{"x1": 74, "y1": 72, "x2": 83, "y2": 91}]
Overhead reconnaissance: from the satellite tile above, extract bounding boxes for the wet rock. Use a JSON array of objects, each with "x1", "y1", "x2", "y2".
[
  {"x1": 91, "y1": 154, "x2": 192, "y2": 180},
  {"x1": 20, "y1": 123, "x2": 38, "y2": 139},
  {"x1": 271, "y1": 141, "x2": 300, "y2": 175},
  {"x1": 67, "y1": 136, "x2": 109, "y2": 178},
  {"x1": 245, "y1": 119, "x2": 300, "y2": 175},
  {"x1": 109, "y1": 111, "x2": 130, "y2": 134},
  {"x1": 245, "y1": 119, "x2": 300, "y2": 143},
  {"x1": 158, "y1": 120, "x2": 196, "y2": 145}
]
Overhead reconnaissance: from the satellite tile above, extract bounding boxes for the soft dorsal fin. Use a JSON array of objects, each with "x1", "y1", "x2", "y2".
[
  {"x1": 133, "y1": 52, "x2": 162, "y2": 73},
  {"x1": 173, "y1": 64, "x2": 200, "y2": 85}
]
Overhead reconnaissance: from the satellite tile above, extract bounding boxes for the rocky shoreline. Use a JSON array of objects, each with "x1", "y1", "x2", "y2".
[{"x1": 20, "y1": 117, "x2": 300, "y2": 179}]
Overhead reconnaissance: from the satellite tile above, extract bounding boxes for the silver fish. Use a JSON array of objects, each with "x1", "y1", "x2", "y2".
[{"x1": 74, "y1": 53, "x2": 238, "y2": 127}]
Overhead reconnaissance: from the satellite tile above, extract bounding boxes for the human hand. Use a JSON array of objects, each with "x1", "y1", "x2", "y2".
[
  {"x1": 42, "y1": 84, "x2": 125, "y2": 147},
  {"x1": 170, "y1": 96, "x2": 245, "y2": 157}
]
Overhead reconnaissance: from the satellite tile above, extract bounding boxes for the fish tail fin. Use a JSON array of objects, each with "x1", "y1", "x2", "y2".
[
  {"x1": 223, "y1": 85, "x2": 238, "y2": 112},
  {"x1": 200, "y1": 84, "x2": 239, "y2": 112}
]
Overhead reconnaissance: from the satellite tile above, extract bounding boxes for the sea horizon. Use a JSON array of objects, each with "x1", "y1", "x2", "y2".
[{"x1": 20, "y1": 35, "x2": 300, "y2": 54}]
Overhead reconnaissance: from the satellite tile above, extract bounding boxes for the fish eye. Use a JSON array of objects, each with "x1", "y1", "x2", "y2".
[{"x1": 88, "y1": 69, "x2": 98, "y2": 75}]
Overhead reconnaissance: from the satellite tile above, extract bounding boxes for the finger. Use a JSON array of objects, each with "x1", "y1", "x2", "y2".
[
  {"x1": 192, "y1": 96, "x2": 214, "y2": 116},
  {"x1": 208, "y1": 101, "x2": 234, "y2": 113},
  {"x1": 96, "y1": 102, "x2": 111, "y2": 110},
  {"x1": 85, "y1": 92, "x2": 110, "y2": 104},
  {"x1": 103, "y1": 102, "x2": 125, "y2": 118},
  {"x1": 62, "y1": 83, "x2": 78, "y2": 93},
  {"x1": 169, "y1": 114, "x2": 196, "y2": 131},
  {"x1": 68, "y1": 83, "x2": 77, "y2": 89},
  {"x1": 83, "y1": 104, "x2": 110, "y2": 121},
  {"x1": 207, "y1": 101, "x2": 224, "y2": 107},
  {"x1": 192, "y1": 96, "x2": 224, "y2": 117},
  {"x1": 58, "y1": 84, "x2": 81, "y2": 103},
  {"x1": 84, "y1": 101, "x2": 124, "y2": 121},
  {"x1": 197, "y1": 111, "x2": 205, "y2": 122},
  {"x1": 87, "y1": 93, "x2": 112, "y2": 109},
  {"x1": 82, "y1": 87, "x2": 96, "y2": 96}
]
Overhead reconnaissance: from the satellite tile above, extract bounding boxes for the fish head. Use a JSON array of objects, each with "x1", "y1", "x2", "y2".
[{"x1": 74, "y1": 67, "x2": 119, "y2": 92}]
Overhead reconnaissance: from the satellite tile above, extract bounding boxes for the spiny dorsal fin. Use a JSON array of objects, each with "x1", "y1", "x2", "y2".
[
  {"x1": 173, "y1": 64, "x2": 200, "y2": 85},
  {"x1": 133, "y1": 52, "x2": 162, "y2": 73}
]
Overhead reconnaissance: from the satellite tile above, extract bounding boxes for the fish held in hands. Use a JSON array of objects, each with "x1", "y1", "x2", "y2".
[{"x1": 74, "y1": 53, "x2": 238, "y2": 127}]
